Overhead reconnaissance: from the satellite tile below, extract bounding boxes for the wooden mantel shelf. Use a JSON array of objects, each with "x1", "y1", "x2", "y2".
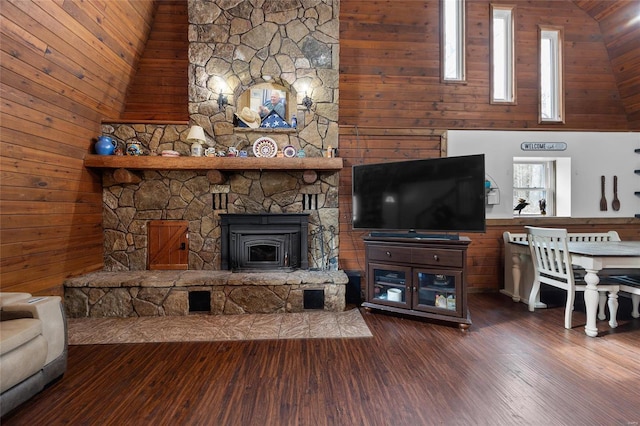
[{"x1": 84, "y1": 155, "x2": 343, "y2": 171}]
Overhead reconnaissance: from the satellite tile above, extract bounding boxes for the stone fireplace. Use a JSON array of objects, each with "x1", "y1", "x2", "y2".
[
  {"x1": 66, "y1": 0, "x2": 347, "y2": 318},
  {"x1": 221, "y1": 213, "x2": 309, "y2": 271},
  {"x1": 100, "y1": 0, "x2": 341, "y2": 273}
]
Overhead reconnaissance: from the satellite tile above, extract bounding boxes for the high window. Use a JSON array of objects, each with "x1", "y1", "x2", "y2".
[
  {"x1": 442, "y1": 0, "x2": 466, "y2": 82},
  {"x1": 539, "y1": 26, "x2": 564, "y2": 122},
  {"x1": 491, "y1": 5, "x2": 515, "y2": 103}
]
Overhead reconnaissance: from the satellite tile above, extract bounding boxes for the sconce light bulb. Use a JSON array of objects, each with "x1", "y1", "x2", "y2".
[
  {"x1": 217, "y1": 91, "x2": 228, "y2": 111},
  {"x1": 302, "y1": 92, "x2": 313, "y2": 112}
]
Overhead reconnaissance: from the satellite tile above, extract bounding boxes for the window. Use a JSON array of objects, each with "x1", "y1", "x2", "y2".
[
  {"x1": 539, "y1": 26, "x2": 564, "y2": 122},
  {"x1": 513, "y1": 160, "x2": 555, "y2": 216},
  {"x1": 442, "y1": 0, "x2": 465, "y2": 82},
  {"x1": 491, "y1": 5, "x2": 515, "y2": 103}
]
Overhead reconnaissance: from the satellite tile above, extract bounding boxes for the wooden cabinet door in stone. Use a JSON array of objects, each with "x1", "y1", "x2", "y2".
[{"x1": 148, "y1": 220, "x2": 189, "y2": 270}]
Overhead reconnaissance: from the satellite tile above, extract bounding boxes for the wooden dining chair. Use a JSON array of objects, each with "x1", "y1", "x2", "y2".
[
  {"x1": 525, "y1": 226, "x2": 620, "y2": 330},
  {"x1": 611, "y1": 275, "x2": 640, "y2": 319}
]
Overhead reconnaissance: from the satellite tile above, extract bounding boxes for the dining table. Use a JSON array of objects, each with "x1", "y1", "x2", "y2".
[{"x1": 509, "y1": 240, "x2": 640, "y2": 337}]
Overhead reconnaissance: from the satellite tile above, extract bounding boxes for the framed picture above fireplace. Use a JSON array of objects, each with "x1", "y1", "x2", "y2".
[{"x1": 236, "y1": 83, "x2": 293, "y2": 124}]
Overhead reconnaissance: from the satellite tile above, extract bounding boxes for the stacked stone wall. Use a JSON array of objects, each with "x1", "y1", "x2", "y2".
[{"x1": 189, "y1": 0, "x2": 340, "y2": 156}]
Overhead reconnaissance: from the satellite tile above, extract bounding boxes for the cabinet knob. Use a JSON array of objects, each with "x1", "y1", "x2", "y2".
[
  {"x1": 386, "y1": 251, "x2": 391, "y2": 257},
  {"x1": 433, "y1": 254, "x2": 439, "y2": 261}
]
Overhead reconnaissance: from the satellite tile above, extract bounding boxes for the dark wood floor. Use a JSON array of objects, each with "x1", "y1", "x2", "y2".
[{"x1": 3, "y1": 292, "x2": 639, "y2": 425}]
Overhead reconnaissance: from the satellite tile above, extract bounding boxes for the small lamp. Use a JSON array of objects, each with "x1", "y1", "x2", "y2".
[
  {"x1": 186, "y1": 125, "x2": 206, "y2": 157},
  {"x1": 302, "y1": 92, "x2": 313, "y2": 112}
]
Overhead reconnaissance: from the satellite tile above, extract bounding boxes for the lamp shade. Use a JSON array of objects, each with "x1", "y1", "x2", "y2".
[{"x1": 186, "y1": 125, "x2": 206, "y2": 143}]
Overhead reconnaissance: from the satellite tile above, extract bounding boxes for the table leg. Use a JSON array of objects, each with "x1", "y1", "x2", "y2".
[
  {"x1": 631, "y1": 295, "x2": 640, "y2": 319},
  {"x1": 513, "y1": 252, "x2": 547, "y2": 309},
  {"x1": 607, "y1": 292, "x2": 618, "y2": 329},
  {"x1": 511, "y1": 253, "x2": 522, "y2": 302},
  {"x1": 583, "y1": 269, "x2": 600, "y2": 337}
]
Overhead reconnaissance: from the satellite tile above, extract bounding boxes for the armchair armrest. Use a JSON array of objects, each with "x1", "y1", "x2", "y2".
[{"x1": 1, "y1": 296, "x2": 66, "y2": 364}]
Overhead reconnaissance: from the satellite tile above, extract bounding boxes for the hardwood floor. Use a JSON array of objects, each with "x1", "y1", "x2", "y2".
[{"x1": 3, "y1": 293, "x2": 639, "y2": 425}]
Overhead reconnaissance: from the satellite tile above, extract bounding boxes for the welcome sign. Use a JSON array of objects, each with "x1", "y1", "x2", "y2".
[{"x1": 521, "y1": 142, "x2": 567, "y2": 151}]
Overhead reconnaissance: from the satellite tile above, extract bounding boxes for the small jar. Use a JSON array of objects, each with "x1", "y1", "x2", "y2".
[{"x1": 191, "y1": 142, "x2": 203, "y2": 157}]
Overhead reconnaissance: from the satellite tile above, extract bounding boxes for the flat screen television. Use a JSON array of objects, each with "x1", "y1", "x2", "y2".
[{"x1": 352, "y1": 154, "x2": 486, "y2": 236}]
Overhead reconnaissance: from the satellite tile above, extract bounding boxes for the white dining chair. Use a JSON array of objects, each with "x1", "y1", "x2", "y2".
[
  {"x1": 525, "y1": 226, "x2": 620, "y2": 330},
  {"x1": 612, "y1": 276, "x2": 640, "y2": 319}
]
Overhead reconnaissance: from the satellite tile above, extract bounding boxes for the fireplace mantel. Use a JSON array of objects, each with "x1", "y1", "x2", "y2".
[{"x1": 84, "y1": 155, "x2": 343, "y2": 171}]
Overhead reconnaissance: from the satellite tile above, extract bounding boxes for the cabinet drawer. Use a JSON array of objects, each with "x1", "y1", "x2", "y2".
[
  {"x1": 412, "y1": 248, "x2": 462, "y2": 268},
  {"x1": 368, "y1": 245, "x2": 412, "y2": 263}
]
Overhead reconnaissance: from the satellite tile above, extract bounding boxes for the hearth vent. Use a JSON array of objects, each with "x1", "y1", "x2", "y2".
[
  {"x1": 189, "y1": 291, "x2": 211, "y2": 312},
  {"x1": 302, "y1": 194, "x2": 319, "y2": 210},
  {"x1": 212, "y1": 192, "x2": 228, "y2": 210},
  {"x1": 303, "y1": 289, "x2": 324, "y2": 309}
]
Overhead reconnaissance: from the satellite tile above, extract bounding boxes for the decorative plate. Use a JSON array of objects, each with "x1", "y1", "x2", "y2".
[
  {"x1": 283, "y1": 145, "x2": 297, "y2": 158},
  {"x1": 252, "y1": 137, "x2": 278, "y2": 158}
]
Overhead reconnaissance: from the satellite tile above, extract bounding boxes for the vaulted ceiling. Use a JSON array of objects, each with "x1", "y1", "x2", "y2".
[{"x1": 573, "y1": 0, "x2": 640, "y2": 127}]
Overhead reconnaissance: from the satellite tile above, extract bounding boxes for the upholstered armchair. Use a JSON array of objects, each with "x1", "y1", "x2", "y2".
[{"x1": 0, "y1": 293, "x2": 67, "y2": 417}]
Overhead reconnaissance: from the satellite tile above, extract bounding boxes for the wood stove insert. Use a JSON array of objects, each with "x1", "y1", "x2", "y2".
[{"x1": 220, "y1": 213, "x2": 309, "y2": 271}]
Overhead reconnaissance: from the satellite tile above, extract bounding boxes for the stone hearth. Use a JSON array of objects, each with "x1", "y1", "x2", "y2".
[{"x1": 64, "y1": 270, "x2": 347, "y2": 318}]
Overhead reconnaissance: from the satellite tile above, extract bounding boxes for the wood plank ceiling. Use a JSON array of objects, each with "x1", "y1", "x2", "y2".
[
  {"x1": 573, "y1": 0, "x2": 640, "y2": 128},
  {"x1": 120, "y1": 0, "x2": 188, "y2": 121}
]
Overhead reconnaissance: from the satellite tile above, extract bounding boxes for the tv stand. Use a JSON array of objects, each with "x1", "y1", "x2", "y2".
[
  {"x1": 369, "y1": 231, "x2": 460, "y2": 240},
  {"x1": 362, "y1": 235, "x2": 471, "y2": 329}
]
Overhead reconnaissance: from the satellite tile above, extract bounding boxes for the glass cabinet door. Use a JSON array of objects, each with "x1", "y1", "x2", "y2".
[
  {"x1": 368, "y1": 263, "x2": 412, "y2": 307},
  {"x1": 414, "y1": 269, "x2": 462, "y2": 316}
]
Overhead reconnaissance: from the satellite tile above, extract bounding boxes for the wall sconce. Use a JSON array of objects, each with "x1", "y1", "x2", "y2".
[
  {"x1": 186, "y1": 125, "x2": 206, "y2": 157},
  {"x1": 302, "y1": 92, "x2": 313, "y2": 112},
  {"x1": 217, "y1": 91, "x2": 228, "y2": 111}
]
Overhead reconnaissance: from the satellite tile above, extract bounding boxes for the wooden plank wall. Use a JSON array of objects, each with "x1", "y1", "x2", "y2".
[
  {"x1": 338, "y1": 0, "x2": 637, "y2": 290},
  {"x1": 339, "y1": 0, "x2": 629, "y2": 129},
  {"x1": 337, "y1": 128, "x2": 446, "y2": 276},
  {"x1": 0, "y1": 0, "x2": 156, "y2": 296},
  {"x1": 121, "y1": 0, "x2": 189, "y2": 121}
]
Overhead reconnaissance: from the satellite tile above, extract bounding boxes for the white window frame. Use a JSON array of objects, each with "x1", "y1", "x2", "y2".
[
  {"x1": 539, "y1": 26, "x2": 564, "y2": 123},
  {"x1": 513, "y1": 159, "x2": 556, "y2": 216},
  {"x1": 441, "y1": 0, "x2": 466, "y2": 82},
  {"x1": 512, "y1": 157, "x2": 571, "y2": 217},
  {"x1": 491, "y1": 5, "x2": 516, "y2": 104}
]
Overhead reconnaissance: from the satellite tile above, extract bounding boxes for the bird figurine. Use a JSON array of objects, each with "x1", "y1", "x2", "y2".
[
  {"x1": 514, "y1": 198, "x2": 529, "y2": 215},
  {"x1": 539, "y1": 199, "x2": 547, "y2": 215}
]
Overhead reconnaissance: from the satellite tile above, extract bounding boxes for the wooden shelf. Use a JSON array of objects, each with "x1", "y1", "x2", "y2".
[{"x1": 84, "y1": 155, "x2": 343, "y2": 171}]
